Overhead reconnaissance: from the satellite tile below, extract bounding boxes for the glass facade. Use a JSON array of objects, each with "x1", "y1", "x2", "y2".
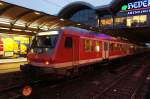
[
  {"x1": 0, "y1": 34, "x2": 31, "y2": 58},
  {"x1": 100, "y1": 6, "x2": 150, "y2": 28},
  {"x1": 127, "y1": 15, "x2": 147, "y2": 27},
  {"x1": 68, "y1": 2, "x2": 150, "y2": 29},
  {"x1": 70, "y1": 9, "x2": 98, "y2": 26},
  {"x1": 100, "y1": 14, "x2": 148, "y2": 28},
  {"x1": 101, "y1": 18, "x2": 113, "y2": 28}
]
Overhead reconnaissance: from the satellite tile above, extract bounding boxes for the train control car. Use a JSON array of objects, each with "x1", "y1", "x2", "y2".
[{"x1": 20, "y1": 27, "x2": 142, "y2": 75}]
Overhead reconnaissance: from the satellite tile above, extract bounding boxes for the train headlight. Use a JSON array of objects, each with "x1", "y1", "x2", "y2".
[
  {"x1": 22, "y1": 86, "x2": 32, "y2": 96},
  {"x1": 45, "y1": 61, "x2": 49, "y2": 65}
]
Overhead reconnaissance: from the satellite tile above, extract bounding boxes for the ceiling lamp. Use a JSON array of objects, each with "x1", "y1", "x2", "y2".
[
  {"x1": 34, "y1": 12, "x2": 40, "y2": 15},
  {"x1": 0, "y1": 2, "x2": 4, "y2": 6},
  {"x1": 60, "y1": 18, "x2": 64, "y2": 21}
]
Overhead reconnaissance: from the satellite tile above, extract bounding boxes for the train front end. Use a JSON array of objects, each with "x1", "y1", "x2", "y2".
[{"x1": 20, "y1": 30, "x2": 60, "y2": 74}]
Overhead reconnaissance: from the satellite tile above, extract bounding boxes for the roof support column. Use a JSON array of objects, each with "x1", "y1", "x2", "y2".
[
  {"x1": 112, "y1": 13, "x2": 116, "y2": 30},
  {"x1": 97, "y1": 14, "x2": 104, "y2": 30}
]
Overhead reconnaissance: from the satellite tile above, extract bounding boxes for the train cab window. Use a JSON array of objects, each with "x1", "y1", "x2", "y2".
[
  {"x1": 65, "y1": 37, "x2": 72, "y2": 48},
  {"x1": 85, "y1": 39, "x2": 92, "y2": 52},
  {"x1": 110, "y1": 43, "x2": 117, "y2": 51}
]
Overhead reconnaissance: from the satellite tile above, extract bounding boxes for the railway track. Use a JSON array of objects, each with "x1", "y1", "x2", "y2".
[
  {"x1": 25, "y1": 54, "x2": 147, "y2": 99},
  {"x1": 0, "y1": 72, "x2": 73, "y2": 99},
  {"x1": 0, "y1": 53, "x2": 149, "y2": 99},
  {"x1": 93, "y1": 61, "x2": 150, "y2": 99}
]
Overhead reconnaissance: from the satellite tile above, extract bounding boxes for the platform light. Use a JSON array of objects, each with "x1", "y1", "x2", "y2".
[
  {"x1": 130, "y1": 45, "x2": 134, "y2": 48},
  {"x1": 33, "y1": 31, "x2": 37, "y2": 33},
  {"x1": 34, "y1": 12, "x2": 40, "y2": 15},
  {"x1": 60, "y1": 18, "x2": 64, "y2": 21},
  {"x1": 25, "y1": 30, "x2": 32, "y2": 32},
  {"x1": 0, "y1": 2, "x2": 4, "y2": 6},
  {"x1": 77, "y1": 23, "x2": 81, "y2": 26},
  {"x1": 38, "y1": 31, "x2": 59, "y2": 36},
  {"x1": 0, "y1": 18, "x2": 11, "y2": 25},
  {"x1": 14, "y1": 22, "x2": 26, "y2": 27},
  {"x1": 40, "y1": 26, "x2": 49, "y2": 31},
  {"x1": 12, "y1": 28, "x2": 22, "y2": 31},
  {"x1": 29, "y1": 25, "x2": 38, "y2": 29},
  {"x1": 0, "y1": 27, "x2": 10, "y2": 30},
  {"x1": 90, "y1": 27, "x2": 93, "y2": 29}
]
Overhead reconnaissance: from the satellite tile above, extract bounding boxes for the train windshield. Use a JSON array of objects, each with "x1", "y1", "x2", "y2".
[{"x1": 31, "y1": 31, "x2": 59, "y2": 49}]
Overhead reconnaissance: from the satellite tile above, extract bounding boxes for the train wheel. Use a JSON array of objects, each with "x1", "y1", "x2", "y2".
[
  {"x1": 88, "y1": 65, "x2": 94, "y2": 72},
  {"x1": 65, "y1": 70, "x2": 72, "y2": 77},
  {"x1": 65, "y1": 68, "x2": 79, "y2": 78}
]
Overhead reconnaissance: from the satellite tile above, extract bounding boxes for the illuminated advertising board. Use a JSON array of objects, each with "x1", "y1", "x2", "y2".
[{"x1": 121, "y1": 0, "x2": 150, "y2": 15}]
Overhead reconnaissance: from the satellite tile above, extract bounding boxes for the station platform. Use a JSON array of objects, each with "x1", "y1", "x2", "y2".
[{"x1": 0, "y1": 58, "x2": 27, "y2": 73}]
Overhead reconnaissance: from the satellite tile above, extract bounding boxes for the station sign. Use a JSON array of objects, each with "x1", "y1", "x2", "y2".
[{"x1": 121, "y1": 0, "x2": 150, "y2": 15}]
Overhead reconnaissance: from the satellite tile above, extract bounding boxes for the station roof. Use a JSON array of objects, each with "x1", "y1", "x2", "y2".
[
  {"x1": 0, "y1": 1, "x2": 96, "y2": 36},
  {"x1": 2, "y1": 0, "x2": 114, "y2": 15},
  {"x1": 0, "y1": 0, "x2": 149, "y2": 45}
]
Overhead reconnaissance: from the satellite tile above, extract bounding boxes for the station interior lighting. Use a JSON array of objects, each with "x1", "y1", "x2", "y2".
[
  {"x1": 60, "y1": 18, "x2": 64, "y2": 21},
  {"x1": 0, "y1": 27, "x2": 10, "y2": 30},
  {"x1": 0, "y1": 18, "x2": 12, "y2": 25},
  {"x1": 145, "y1": 43, "x2": 150, "y2": 48},
  {"x1": 33, "y1": 31, "x2": 37, "y2": 33},
  {"x1": 14, "y1": 22, "x2": 26, "y2": 27},
  {"x1": 29, "y1": 25, "x2": 38, "y2": 29},
  {"x1": 12, "y1": 28, "x2": 22, "y2": 31},
  {"x1": 38, "y1": 31, "x2": 59, "y2": 36},
  {"x1": 34, "y1": 12, "x2": 40, "y2": 15},
  {"x1": 77, "y1": 23, "x2": 81, "y2": 26},
  {"x1": 25, "y1": 30, "x2": 32, "y2": 32},
  {"x1": 40, "y1": 26, "x2": 49, "y2": 31},
  {"x1": 90, "y1": 27, "x2": 93, "y2": 29},
  {"x1": 0, "y1": 2, "x2": 4, "y2": 6}
]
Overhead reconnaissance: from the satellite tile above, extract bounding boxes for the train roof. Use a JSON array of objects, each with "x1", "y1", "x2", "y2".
[
  {"x1": 38, "y1": 26, "x2": 128, "y2": 43},
  {"x1": 62, "y1": 27, "x2": 130, "y2": 43},
  {"x1": 62, "y1": 26, "x2": 91, "y2": 33},
  {"x1": 40, "y1": 26, "x2": 113, "y2": 40},
  {"x1": 62, "y1": 26, "x2": 115, "y2": 39}
]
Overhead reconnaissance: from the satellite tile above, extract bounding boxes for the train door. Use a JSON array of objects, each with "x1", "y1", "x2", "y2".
[
  {"x1": 102, "y1": 41, "x2": 109, "y2": 59},
  {"x1": 72, "y1": 35, "x2": 79, "y2": 67}
]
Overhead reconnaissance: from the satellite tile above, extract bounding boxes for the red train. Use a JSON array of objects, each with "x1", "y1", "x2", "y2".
[{"x1": 20, "y1": 27, "x2": 143, "y2": 75}]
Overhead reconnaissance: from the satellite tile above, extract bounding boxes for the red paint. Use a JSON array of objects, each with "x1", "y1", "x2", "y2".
[
  {"x1": 0, "y1": 39, "x2": 3, "y2": 56},
  {"x1": 27, "y1": 27, "x2": 142, "y2": 70}
]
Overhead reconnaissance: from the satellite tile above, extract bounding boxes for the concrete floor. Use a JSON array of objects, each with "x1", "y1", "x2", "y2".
[{"x1": 0, "y1": 58, "x2": 27, "y2": 73}]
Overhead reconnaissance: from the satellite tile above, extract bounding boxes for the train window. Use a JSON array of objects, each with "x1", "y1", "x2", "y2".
[
  {"x1": 65, "y1": 37, "x2": 72, "y2": 48},
  {"x1": 114, "y1": 43, "x2": 118, "y2": 50},
  {"x1": 104, "y1": 42, "x2": 109, "y2": 51},
  {"x1": 85, "y1": 39, "x2": 92, "y2": 52},
  {"x1": 95, "y1": 41, "x2": 100, "y2": 52},
  {"x1": 109, "y1": 43, "x2": 113, "y2": 50}
]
